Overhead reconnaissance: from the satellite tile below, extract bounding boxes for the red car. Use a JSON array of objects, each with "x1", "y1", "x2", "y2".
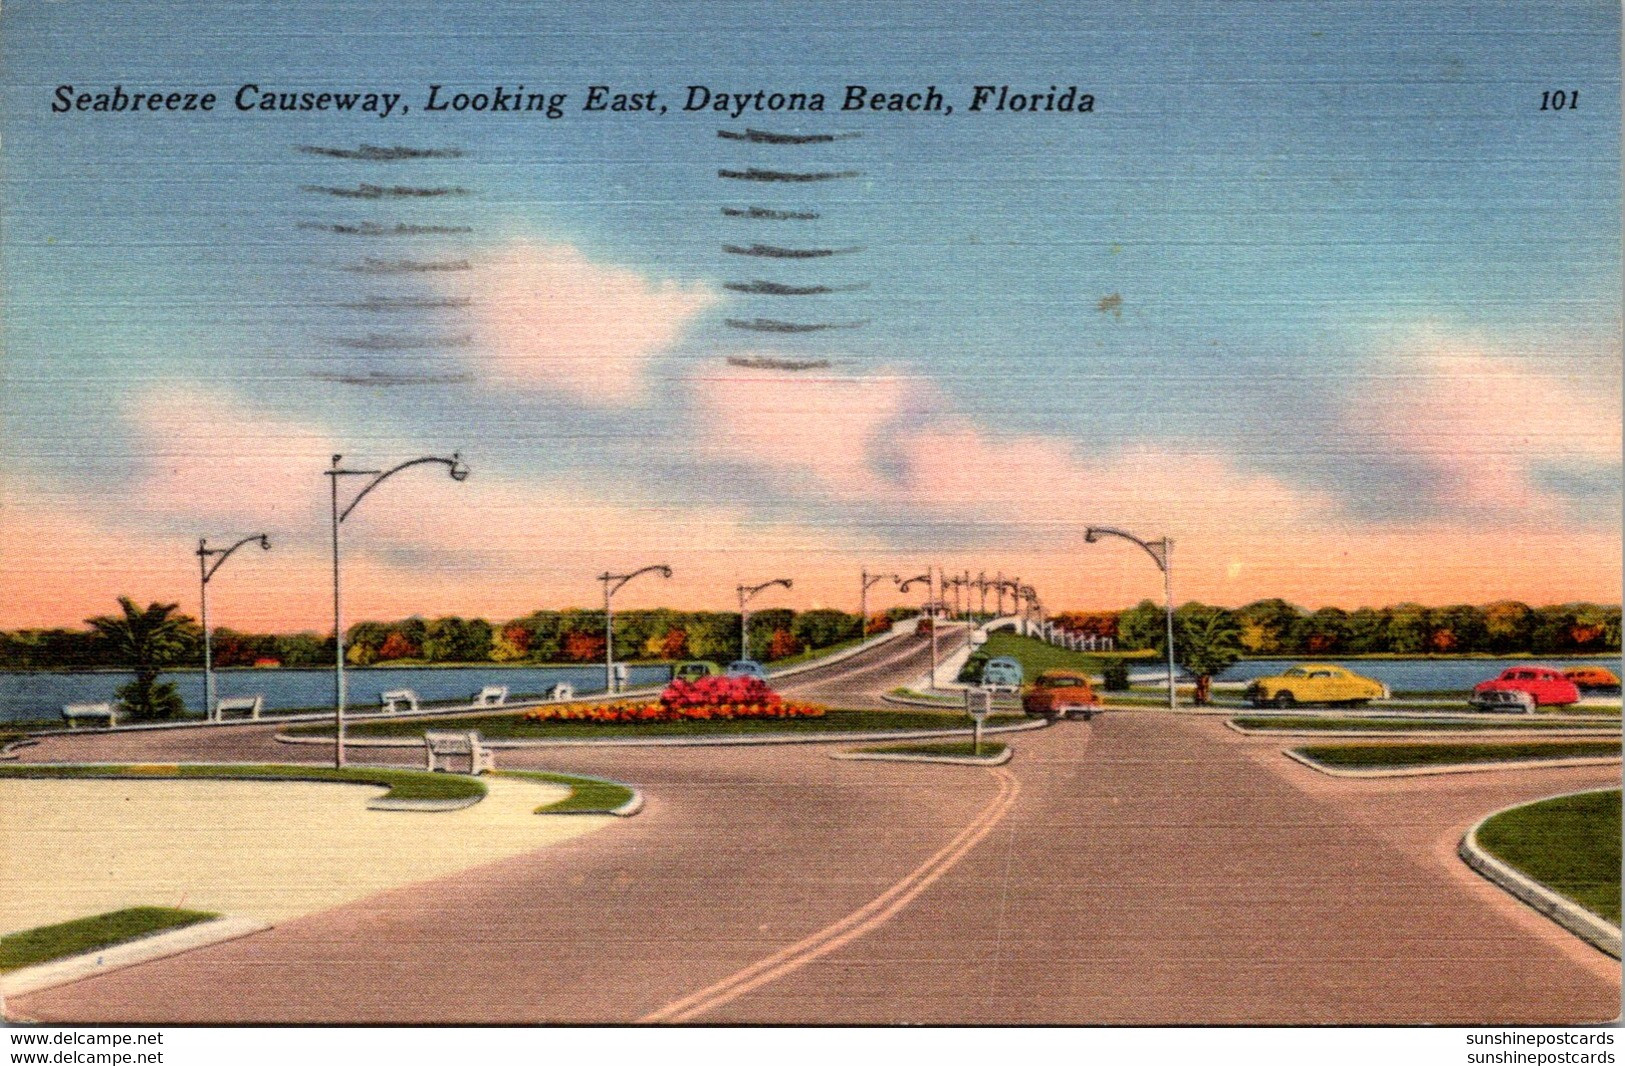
[
  {"x1": 1022, "y1": 670, "x2": 1102, "y2": 721},
  {"x1": 1470, "y1": 666, "x2": 1580, "y2": 711}
]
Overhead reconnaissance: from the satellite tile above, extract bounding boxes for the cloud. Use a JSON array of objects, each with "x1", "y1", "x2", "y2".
[
  {"x1": 1345, "y1": 335, "x2": 1622, "y2": 520},
  {"x1": 468, "y1": 241, "x2": 714, "y2": 406},
  {"x1": 688, "y1": 363, "x2": 931, "y2": 497}
]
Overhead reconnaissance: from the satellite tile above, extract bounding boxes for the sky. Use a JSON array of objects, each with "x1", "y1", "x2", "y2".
[{"x1": 1, "y1": 0, "x2": 1620, "y2": 629}]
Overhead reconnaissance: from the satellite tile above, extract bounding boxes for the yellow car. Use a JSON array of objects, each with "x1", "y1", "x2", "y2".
[{"x1": 1245, "y1": 664, "x2": 1390, "y2": 708}]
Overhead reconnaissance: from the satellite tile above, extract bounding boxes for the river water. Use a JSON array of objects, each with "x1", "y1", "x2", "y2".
[{"x1": 0, "y1": 664, "x2": 674, "y2": 724}]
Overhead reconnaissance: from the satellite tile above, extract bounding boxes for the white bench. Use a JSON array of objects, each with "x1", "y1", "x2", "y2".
[
  {"x1": 62, "y1": 702, "x2": 119, "y2": 728},
  {"x1": 548, "y1": 682, "x2": 574, "y2": 702},
  {"x1": 424, "y1": 730, "x2": 495, "y2": 774},
  {"x1": 472, "y1": 685, "x2": 508, "y2": 707},
  {"x1": 213, "y1": 695, "x2": 263, "y2": 721},
  {"x1": 380, "y1": 689, "x2": 420, "y2": 713}
]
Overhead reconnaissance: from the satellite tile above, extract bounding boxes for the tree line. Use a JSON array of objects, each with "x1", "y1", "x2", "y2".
[
  {"x1": 1054, "y1": 599, "x2": 1622, "y2": 657},
  {"x1": 0, "y1": 604, "x2": 912, "y2": 672}
]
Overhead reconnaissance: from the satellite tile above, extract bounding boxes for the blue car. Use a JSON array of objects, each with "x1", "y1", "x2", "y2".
[
  {"x1": 725, "y1": 660, "x2": 769, "y2": 680},
  {"x1": 980, "y1": 657, "x2": 1024, "y2": 692}
]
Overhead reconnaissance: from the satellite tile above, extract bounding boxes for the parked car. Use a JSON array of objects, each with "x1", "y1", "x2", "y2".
[
  {"x1": 1470, "y1": 666, "x2": 1580, "y2": 710},
  {"x1": 725, "y1": 659, "x2": 769, "y2": 680},
  {"x1": 1245, "y1": 664, "x2": 1389, "y2": 708},
  {"x1": 1563, "y1": 665, "x2": 1621, "y2": 691},
  {"x1": 1022, "y1": 670, "x2": 1102, "y2": 721},
  {"x1": 980, "y1": 657, "x2": 1024, "y2": 692},
  {"x1": 672, "y1": 660, "x2": 722, "y2": 683}
]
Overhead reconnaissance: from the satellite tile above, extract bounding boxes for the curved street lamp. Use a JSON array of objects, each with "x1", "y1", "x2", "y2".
[
  {"x1": 197, "y1": 533, "x2": 271, "y2": 720},
  {"x1": 327, "y1": 452, "x2": 469, "y2": 767},
  {"x1": 897, "y1": 569, "x2": 942, "y2": 690},
  {"x1": 859, "y1": 568, "x2": 896, "y2": 637},
  {"x1": 600, "y1": 564, "x2": 672, "y2": 693},
  {"x1": 1084, "y1": 525, "x2": 1176, "y2": 710},
  {"x1": 738, "y1": 578, "x2": 793, "y2": 660}
]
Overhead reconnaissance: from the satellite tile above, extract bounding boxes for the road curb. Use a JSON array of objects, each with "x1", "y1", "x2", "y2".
[
  {"x1": 831, "y1": 748, "x2": 1013, "y2": 766},
  {"x1": 273, "y1": 717, "x2": 1051, "y2": 750},
  {"x1": 1459, "y1": 790, "x2": 1622, "y2": 959},
  {"x1": 366, "y1": 795, "x2": 483, "y2": 812},
  {"x1": 1282, "y1": 748, "x2": 1622, "y2": 778},
  {"x1": 1227, "y1": 720, "x2": 1619, "y2": 740},
  {"x1": 0, "y1": 915, "x2": 271, "y2": 998}
]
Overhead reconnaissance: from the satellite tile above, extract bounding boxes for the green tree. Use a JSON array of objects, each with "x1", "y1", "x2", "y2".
[
  {"x1": 1385, "y1": 603, "x2": 1432, "y2": 655},
  {"x1": 1292, "y1": 607, "x2": 1349, "y2": 654},
  {"x1": 86, "y1": 598, "x2": 195, "y2": 721},
  {"x1": 1115, "y1": 599, "x2": 1165, "y2": 651},
  {"x1": 1234, "y1": 599, "x2": 1302, "y2": 655},
  {"x1": 791, "y1": 609, "x2": 860, "y2": 650},
  {"x1": 1173, "y1": 604, "x2": 1242, "y2": 706},
  {"x1": 1481, "y1": 601, "x2": 1534, "y2": 654},
  {"x1": 687, "y1": 613, "x2": 738, "y2": 662}
]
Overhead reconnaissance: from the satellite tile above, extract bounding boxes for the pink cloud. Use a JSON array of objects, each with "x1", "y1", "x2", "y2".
[
  {"x1": 468, "y1": 241, "x2": 713, "y2": 406},
  {"x1": 1347, "y1": 338, "x2": 1621, "y2": 516},
  {"x1": 688, "y1": 363, "x2": 930, "y2": 496}
]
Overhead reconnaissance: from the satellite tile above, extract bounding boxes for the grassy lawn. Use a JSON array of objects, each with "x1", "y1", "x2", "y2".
[
  {"x1": 958, "y1": 631, "x2": 1151, "y2": 683},
  {"x1": 766, "y1": 633, "x2": 874, "y2": 670},
  {"x1": 1296, "y1": 740, "x2": 1621, "y2": 770},
  {"x1": 285, "y1": 708, "x2": 1021, "y2": 741},
  {"x1": 1236, "y1": 716, "x2": 1617, "y2": 733},
  {"x1": 498, "y1": 770, "x2": 636, "y2": 813},
  {"x1": 1, "y1": 907, "x2": 219, "y2": 973},
  {"x1": 0, "y1": 762, "x2": 486, "y2": 802},
  {"x1": 1477, "y1": 790, "x2": 1621, "y2": 924},
  {"x1": 854, "y1": 741, "x2": 1007, "y2": 758}
]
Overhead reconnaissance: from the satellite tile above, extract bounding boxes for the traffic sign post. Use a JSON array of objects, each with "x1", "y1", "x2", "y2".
[{"x1": 965, "y1": 686, "x2": 992, "y2": 756}]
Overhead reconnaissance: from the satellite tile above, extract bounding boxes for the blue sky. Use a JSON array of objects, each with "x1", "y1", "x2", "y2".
[{"x1": 2, "y1": 0, "x2": 1619, "y2": 624}]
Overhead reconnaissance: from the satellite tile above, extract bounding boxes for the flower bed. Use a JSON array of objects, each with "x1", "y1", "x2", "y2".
[{"x1": 523, "y1": 701, "x2": 826, "y2": 725}]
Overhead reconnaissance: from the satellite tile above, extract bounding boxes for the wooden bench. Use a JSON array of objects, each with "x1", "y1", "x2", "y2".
[
  {"x1": 471, "y1": 685, "x2": 508, "y2": 708},
  {"x1": 548, "y1": 682, "x2": 574, "y2": 702},
  {"x1": 213, "y1": 694, "x2": 263, "y2": 721},
  {"x1": 380, "y1": 689, "x2": 420, "y2": 713},
  {"x1": 62, "y1": 702, "x2": 119, "y2": 728},
  {"x1": 424, "y1": 730, "x2": 495, "y2": 774}
]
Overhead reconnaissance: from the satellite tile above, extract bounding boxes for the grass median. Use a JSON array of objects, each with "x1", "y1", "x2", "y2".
[
  {"x1": 1295, "y1": 740, "x2": 1621, "y2": 770},
  {"x1": 498, "y1": 770, "x2": 636, "y2": 813},
  {"x1": 1, "y1": 907, "x2": 219, "y2": 973},
  {"x1": 1237, "y1": 716, "x2": 1617, "y2": 733},
  {"x1": 285, "y1": 708, "x2": 1021, "y2": 741},
  {"x1": 853, "y1": 740, "x2": 1007, "y2": 759},
  {"x1": 0, "y1": 762, "x2": 486, "y2": 802},
  {"x1": 1477, "y1": 789, "x2": 1621, "y2": 924}
]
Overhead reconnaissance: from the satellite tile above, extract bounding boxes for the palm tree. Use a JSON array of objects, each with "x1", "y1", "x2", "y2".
[
  {"x1": 87, "y1": 598, "x2": 195, "y2": 720},
  {"x1": 1174, "y1": 606, "x2": 1243, "y2": 706}
]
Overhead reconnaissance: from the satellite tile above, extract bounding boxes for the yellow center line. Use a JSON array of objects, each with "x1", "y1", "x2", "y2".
[{"x1": 639, "y1": 766, "x2": 1022, "y2": 1023}]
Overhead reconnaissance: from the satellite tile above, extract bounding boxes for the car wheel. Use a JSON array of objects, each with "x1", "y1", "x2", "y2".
[{"x1": 1272, "y1": 691, "x2": 1295, "y2": 709}]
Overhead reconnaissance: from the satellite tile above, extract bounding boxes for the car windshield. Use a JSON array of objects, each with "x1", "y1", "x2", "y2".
[{"x1": 1046, "y1": 677, "x2": 1082, "y2": 687}]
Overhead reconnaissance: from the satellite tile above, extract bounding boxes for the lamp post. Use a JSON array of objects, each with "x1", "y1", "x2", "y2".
[
  {"x1": 599, "y1": 564, "x2": 672, "y2": 694},
  {"x1": 897, "y1": 569, "x2": 939, "y2": 690},
  {"x1": 738, "y1": 578, "x2": 793, "y2": 660},
  {"x1": 197, "y1": 533, "x2": 270, "y2": 720},
  {"x1": 860, "y1": 569, "x2": 894, "y2": 639},
  {"x1": 977, "y1": 570, "x2": 989, "y2": 619},
  {"x1": 327, "y1": 452, "x2": 469, "y2": 768},
  {"x1": 1084, "y1": 525, "x2": 1176, "y2": 710}
]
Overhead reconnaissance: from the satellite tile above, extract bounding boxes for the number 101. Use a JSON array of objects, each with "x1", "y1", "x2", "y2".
[{"x1": 1540, "y1": 90, "x2": 1578, "y2": 110}]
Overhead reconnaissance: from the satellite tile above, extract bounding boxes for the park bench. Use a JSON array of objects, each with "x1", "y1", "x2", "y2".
[
  {"x1": 213, "y1": 694, "x2": 263, "y2": 721},
  {"x1": 61, "y1": 702, "x2": 119, "y2": 728},
  {"x1": 548, "y1": 682, "x2": 574, "y2": 702},
  {"x1": 472, "y1": 685, "x2": 508, "y2": 707},
  {"x1": 424, "y1": 729, "x2": 495, "y2": 774},
  {"x1": 380, "y1": 689, "x2": 420, "y2": 713}
]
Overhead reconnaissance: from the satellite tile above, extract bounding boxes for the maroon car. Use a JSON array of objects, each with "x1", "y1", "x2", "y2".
[{"x1": 1469, "y1": 666, "x2": 1580, "y2": 711}]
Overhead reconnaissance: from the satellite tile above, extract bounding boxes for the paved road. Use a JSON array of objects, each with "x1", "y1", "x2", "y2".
[{"x1": 7, "y1": 636, "x2": 1619, "y2": 1024}]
